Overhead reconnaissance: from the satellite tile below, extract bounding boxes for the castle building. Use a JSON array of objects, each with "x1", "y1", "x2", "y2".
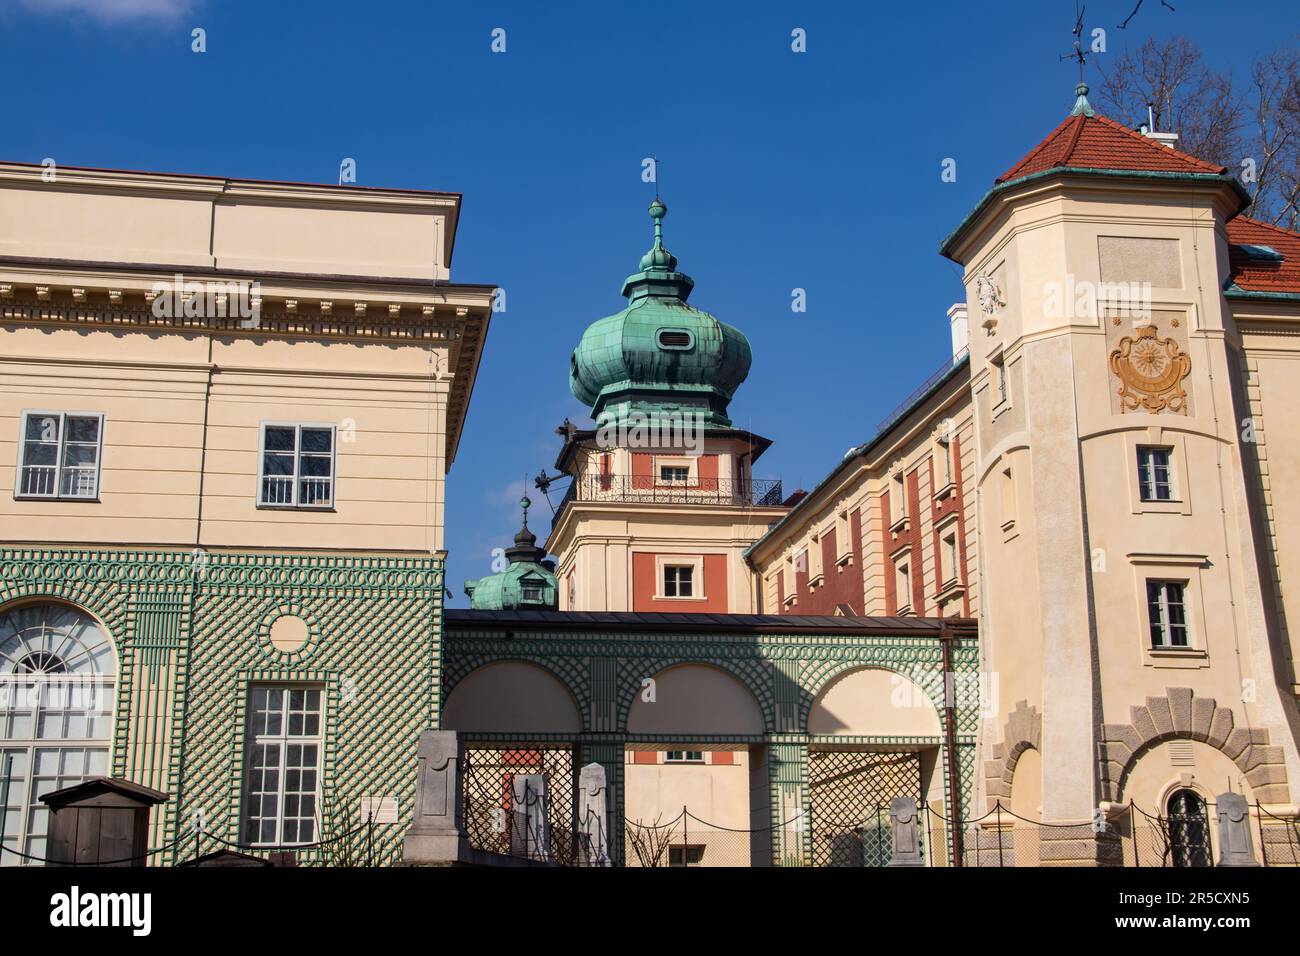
[{"x1": 518, "y1": 84, "x2": 1300, "y2": 864}]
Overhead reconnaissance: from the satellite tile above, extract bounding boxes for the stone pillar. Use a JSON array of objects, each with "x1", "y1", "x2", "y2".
[
  {"x1": 580, "y1": 739, "x2": 624, "y2": 864},
  {"x1": 886, "y1": 796, "x2": 924, "y2": 867},
  {"x1": 510, "y1": 773, "x2": 548, "y2": 861},
  {"x1": 770, "y1": 740, "x2": 810, "y2": 866},
  {"x1": 401, "y1": 730, "x2": 471, "y2": 864},
  {"x1": 1215, "y1": 792, "x2": 1260, "y2": 866},
  {"x1": 578, "y1": 762, "x2": 611, "y2": 866}
]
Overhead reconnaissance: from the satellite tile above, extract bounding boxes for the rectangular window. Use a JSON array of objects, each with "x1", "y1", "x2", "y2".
[
  {"x1": 659, "y1": 465, "x2": 690, "y2": 484},
  {"x1": 17, "y1": 412, "x2": 103, "y2": 499},
  {"x1": 522, "y1": 583, "x2": 543, "y2": 603},
  {"x1": 1147, "y1": 580, "x2": 1190, "y2": 648},
  {"x1": 938, "y1": 436, "x2": 953, "y2": 486},
  {"x1": 892, "y1": 473, "x2": 907, "y2": 524},
  {"x1": 242, "y1": 686, "x2": 324, "y2": 846},
  {"x1": 663, "y1": 564, "x2": 694, "y2": 598},
  {"x1": 259, "y1": 424, "x2": 335, "y2": 508},
  {"x1": 896, "y1": 560, "x2": 910, "y2": 610},
  {"x1": 665, "y1": 751, "x2": 704, "y2": 763},
  {"x1": 1137, "y1": 446, "x2": 1174, "y2": 502},
  {"x1": 668, "y1": 845, "x2": 705, "y2": 866},
  {"x1": 942, "y1": 533, "x2": 959, "y2": 584}
]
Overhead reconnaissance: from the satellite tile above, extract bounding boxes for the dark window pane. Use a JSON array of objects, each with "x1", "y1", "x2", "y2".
[
  {"x1": 264, "y1": 426, "x2": 296, "y2": 452},
  {"x1": 300, "y1": 428, "x2": 332, "y2": 453},
  {"x1": 299, "y1": 455, "x2": 331, "y2": 477},
  {"x1": 263, "y1": 452, "x2": 294, "y2": 476},
  {"x1": 64, "y1": 417, "x2": 100, "y2": 443}
]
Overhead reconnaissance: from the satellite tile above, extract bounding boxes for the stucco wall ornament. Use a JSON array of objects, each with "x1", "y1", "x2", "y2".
[
  {"x1": 974, "y1": 274, "x2": 1004, "y2": 332},
  {"x1": 1108, "y1": 324, "x2": 1191, "y2": 414}
]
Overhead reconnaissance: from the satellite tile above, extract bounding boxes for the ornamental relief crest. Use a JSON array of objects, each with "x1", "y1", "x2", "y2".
[{"x1": 1108, "y1": 322, "x2": 1191, "y2": 414}]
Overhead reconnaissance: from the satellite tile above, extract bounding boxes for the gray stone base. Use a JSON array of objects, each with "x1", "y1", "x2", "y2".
[{"x1": 1038, "y1": 824, "x2": 1123, "y2": 866}]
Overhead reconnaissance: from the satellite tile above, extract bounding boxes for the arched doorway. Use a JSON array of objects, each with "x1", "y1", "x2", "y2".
[
  {"x1": 806, "y1": 667, "x2": 944, "y2": 866},
  {"x1": 443, "y1": 661, "x2": 584, "y2": 863},
  {"x1": 625, "y1": 664, "x2": 766, "y2": 866},
  {"x1": 1167, "y1": 789, "x2": 1211, "y2": 868},
  {"x1": 0, "y1": 602, "x2": 117, "y2": 865}
]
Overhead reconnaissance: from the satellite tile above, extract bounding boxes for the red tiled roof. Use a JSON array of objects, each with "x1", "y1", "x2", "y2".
[
  {"x1": 997, "y1": 112, "x2": 1226, "y2": 183},
  {"x1": 1227, "y1": 216, "x2": 1300, "y2": 296}
]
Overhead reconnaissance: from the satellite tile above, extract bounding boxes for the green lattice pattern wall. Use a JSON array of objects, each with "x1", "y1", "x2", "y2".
[
  {"x1": 0, "y1": 548, "x2": 443, "y2": 866},
  {"x1": 443, "y1": 623, "x2": 982, "y2": 865}
]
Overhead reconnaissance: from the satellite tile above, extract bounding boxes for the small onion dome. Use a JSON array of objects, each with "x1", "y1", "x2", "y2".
[{"x1": 568, "y1": 200, "x2": 752, "y2": 428}]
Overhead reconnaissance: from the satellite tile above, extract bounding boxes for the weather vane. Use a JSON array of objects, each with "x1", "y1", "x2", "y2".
[{"x1": 1059, "y1": 1, "x2": 1087, "y2": 84}]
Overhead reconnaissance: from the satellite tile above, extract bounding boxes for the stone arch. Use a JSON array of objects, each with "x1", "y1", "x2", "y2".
[
  {"x1": 625, "y1": 662, "x2": 766, "y2": 736},
  {"x1": 443, "y1": 660, "x2": 583, "y2": 734},
  {"x1": 984, "y1": 700, "x2": 1041, "y2": 810},
  {"x1": 806, "y1": 665, "x2": 943, "y2": 737},
  {"x1": 617, "y1": 657, "x2": 775, "y2": 734},
  {"x1": 1100, "y1": 687, "x2": 1290, "y2": 805}
]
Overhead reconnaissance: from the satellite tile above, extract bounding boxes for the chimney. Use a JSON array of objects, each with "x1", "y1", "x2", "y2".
[
  {"x1": 1141, "y1": 104, "x2": 1180, "y2": 149},
  {"x1": 947, "y1": 302, "x2": 969, "y2": 362}
]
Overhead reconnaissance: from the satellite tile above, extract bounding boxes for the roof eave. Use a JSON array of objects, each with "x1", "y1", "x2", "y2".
[
  {"x1": 940, "y1": 168, "x2": 1252, "y2": 262},
  {"x1": 744, "y1": 353, "x2": 971, "y2": 562}
]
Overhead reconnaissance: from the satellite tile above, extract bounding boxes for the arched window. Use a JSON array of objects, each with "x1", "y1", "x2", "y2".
[
  {"x1": 0, "y1": 603, "x2": 116, "y2": 866},
  {"x1": 1166, "y1": 788, "x2": 1211, "y2": 868}
]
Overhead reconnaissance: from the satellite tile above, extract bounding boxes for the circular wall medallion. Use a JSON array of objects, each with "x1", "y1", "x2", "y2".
[{"x1": 268, "y1": 614, "x2": 310, "y2": 654}]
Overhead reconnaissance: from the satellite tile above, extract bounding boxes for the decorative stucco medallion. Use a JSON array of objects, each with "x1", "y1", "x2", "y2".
[{"x1": 1108, "y1": 324, "x2": 1191, "y2": 414}]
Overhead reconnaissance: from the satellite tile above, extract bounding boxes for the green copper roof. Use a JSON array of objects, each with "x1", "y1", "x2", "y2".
[
  {"x1": 463, "y1": 495, "x2": 558, "y2": 610},
  {"x1": 569, "y1": 201, "x2": 752, "y2": 428}
]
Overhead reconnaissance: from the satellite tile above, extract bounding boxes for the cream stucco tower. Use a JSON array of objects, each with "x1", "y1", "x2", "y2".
[{"x1": 943, "y1": 85, "x2": 1300, "y2": 863}]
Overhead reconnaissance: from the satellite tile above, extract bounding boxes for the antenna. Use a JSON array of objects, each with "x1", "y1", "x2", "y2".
[{"x1": 1059, "y1": 0, "x2": 1087, "y2": 83}]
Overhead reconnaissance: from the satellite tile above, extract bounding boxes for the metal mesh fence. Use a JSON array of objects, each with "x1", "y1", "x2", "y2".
[
  {"x1": 808, "y1": 750, "x2": 923, "y2": 867},
  {"x1": 462, "y1": 745, "x2": 580, "y2": 865}
]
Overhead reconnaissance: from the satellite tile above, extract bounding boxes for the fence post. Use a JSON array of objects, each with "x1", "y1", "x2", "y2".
[
  {"x1": 511, "y1": 774, "x2": 548, "y2": 862},
  {"x1": 996, "y1": 801, "x2": 1004, "y2": 868},
  {"x1": 578, "y1": 762, "x2": 610, "y2": 867},
  {"x1": 1214, "y1": 792, "x2": 1260, "y2": 867},
  {"x1": 1131, "y1": 800, "x2": 1139, "y2": 867},
  {"x1": 886, "y1": 796, "x2": 924, "y2": 867},
  {"x1": 401, "y1": 729, "x2": 472, "y2": 864},
  {"x1": 681, "y1": 806, "x2": 688, "y2": 868}
]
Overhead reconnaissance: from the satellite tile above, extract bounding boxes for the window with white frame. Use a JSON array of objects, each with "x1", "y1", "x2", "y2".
[
  {"x1": 242, "y1": 686, "x2": 323, "y2": 846},
  {"x1": 521, "y1": 580, "x2": 545, "y2": 603},
  {"x1": 665, "y1": 751, "x2": 704, "y2": 763},
  {"x1": 891, "y1": 473, "x2": 907, "y2": 525},
  {"x1": 259, "y1": 424, "x2": 335, "y2": 508},
  {"x1": 941, "y1": 532, "x2": 959, "y2": 585},
  {"x1": 659, "y1": 465, "x2": 690, "y2": 484},
  {"x1": 662, "y1": 564, "x2": 694, "y2": 598},
  {"x1": 895, "y1": 559, "x2": 911, "y2": 611},
  {"x1": 937, "y1": 434, "x2": 953, "y2": 487},
  {"x1": 808, "y1": 532, "x2": 823, "y2": 583},
  {"x1": 1137, "y1": 447, "x2": 1175, "y2": 502},
  {"x1": 17, "y1": 412, "x2": 104, "y2": 499},
  {"x1": 1147, "y1": 580, "x2": 1190, "y2": 648}
]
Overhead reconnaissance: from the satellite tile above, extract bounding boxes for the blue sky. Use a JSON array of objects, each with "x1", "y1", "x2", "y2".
[{"x1": 2, "y1": 0, "x2": 1293, "y2": 597}]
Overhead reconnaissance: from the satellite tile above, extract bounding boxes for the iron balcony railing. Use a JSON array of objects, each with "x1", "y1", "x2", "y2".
[{"x1": 554, "y1": 475, "x2": 783, "y2": 523}]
